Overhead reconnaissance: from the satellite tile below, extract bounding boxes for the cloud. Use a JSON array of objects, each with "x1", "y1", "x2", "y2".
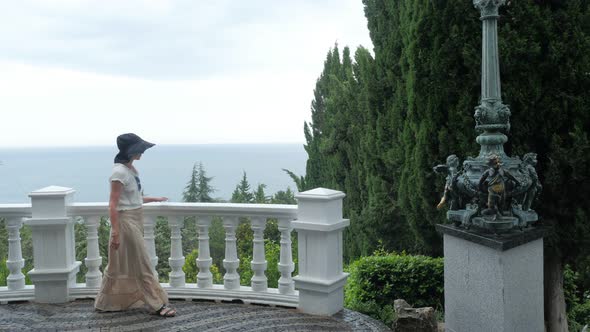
[
  {"x1": 0, "y1": 61, "x2": 318, "y2": 146},
  {"x1": 0, "y1": 0, "x2": 372, "y2": 80},
  {"x1": 0, "y1": 0, "x2": 372, "y2": 147}
]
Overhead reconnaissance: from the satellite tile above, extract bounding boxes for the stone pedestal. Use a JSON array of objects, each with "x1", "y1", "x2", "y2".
[
  {"x1": 292, "y1": 188, "x2": 349, "y2": 316},
  {"x1": 437, "y1": 224, "x2": 547, "y2": 332},
  {"x1": 25, "y1": 186, "x2": 81, "y2": 303}
]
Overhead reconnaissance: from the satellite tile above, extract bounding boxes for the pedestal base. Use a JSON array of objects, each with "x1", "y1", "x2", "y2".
[
  {"x1": 294, "y1": 274, "x2": 348, "y2": 316},
  {"x1": 28, "y1": 262, "x2": 81, "y2": 303},
  {"x1": 437, "y1": 225, "x2": 547, "y2": 332}
]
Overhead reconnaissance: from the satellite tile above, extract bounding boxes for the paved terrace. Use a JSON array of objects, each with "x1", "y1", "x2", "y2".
[{"x1": 0, "y1": 299, "x2": 391, "y2": 332}]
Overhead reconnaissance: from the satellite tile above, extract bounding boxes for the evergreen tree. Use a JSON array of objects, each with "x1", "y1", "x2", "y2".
[
  {"x1": 231, "y1": 172, "x2": 254, "y2": 203},
  {"x1": 182, "y1": 164, "x2": 199, "y2": 203},
  {"x1": 271, "y1": 188, "x2": 297, "y2": 205},
  {"x1": 182, "y1": 162, "x2": 215, "y2": 203},
  {"x1": 253, "y1": 184, "x2": 269, "y2": 204},
  {"x1": 282, "y1": 169, "x2": 309, "y2": 192},
  {"x1": 196, "y1": 162, "x2": 215, "y2": 202},
  {"x1": 302, "y1": 0, "x2": 590, "y2": 327}
]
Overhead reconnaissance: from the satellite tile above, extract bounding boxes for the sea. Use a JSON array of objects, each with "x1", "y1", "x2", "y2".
[{"x1": 0, "y1": 144, "x2": 307, "y2": 204}]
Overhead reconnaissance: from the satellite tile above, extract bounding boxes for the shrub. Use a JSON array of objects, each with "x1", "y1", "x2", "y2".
[
  {"x1": 0, "y1": 258, "x2": 8, "y2": 287},
  {"x1": 565, "y1": 264, "x2": 590, "y2": 331},
  {"x1": 183, "y1": 249, "x2": 222, "y2": 284},
  {"x1": 346, "y1": 297, "x2": 397, "y2": 327},
  {"x1": 570, "y1": 300, "x2": 590, "y2": 331},
  {"x1": 345, "y1": 253, "x2": 444, "y2": 318},
  {"x1": 239, "y1": 239, "x2": 297, "y2": 288}
]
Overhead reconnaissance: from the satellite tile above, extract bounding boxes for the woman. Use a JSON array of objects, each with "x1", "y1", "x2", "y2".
[{"x1": 94, "y1": 133, "x2": 176, "y2": 317}]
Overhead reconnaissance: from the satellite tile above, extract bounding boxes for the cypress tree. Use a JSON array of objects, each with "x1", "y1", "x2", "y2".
[{"x1": 302, "y1": 0, "x2": 590, "y2": 325}]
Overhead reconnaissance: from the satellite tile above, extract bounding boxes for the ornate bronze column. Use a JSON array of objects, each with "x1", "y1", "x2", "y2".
[{"x1": 434, "y1": 0, "x2": 541, "y2": 232}]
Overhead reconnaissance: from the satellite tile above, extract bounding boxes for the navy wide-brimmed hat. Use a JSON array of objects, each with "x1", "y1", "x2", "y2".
[{"x1": 114, "y1": 133, "x2": 155, "y2": 163}]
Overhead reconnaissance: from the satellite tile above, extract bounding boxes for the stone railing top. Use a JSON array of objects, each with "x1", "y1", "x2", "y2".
[
  {"x1": 295, "y1": 188, "x2": 345, "y2": 201},
  {"x1": 0, "y1": 202, "x2": 299, "y2": 219},
  {"x1": 67, "y1": 202, "x2": 298, "y2": 219},
  {"x1": 0, "y1": 203, "x2": 32, "y2": 218},
  {"x1": 144, "y1": 202, "x2": 298, "y2": 219}
]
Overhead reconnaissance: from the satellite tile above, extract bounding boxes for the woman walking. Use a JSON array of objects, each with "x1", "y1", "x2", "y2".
[{"x1": 94, "y1": 133, "x2": 176, "y2": 317}]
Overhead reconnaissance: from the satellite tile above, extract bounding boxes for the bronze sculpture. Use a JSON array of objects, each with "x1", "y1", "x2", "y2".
[
  {"x1": 433, "y1": 0, "x2": 541, "y2": 232},
  {"x1": 478, "y1": 155, "x2": 519, "y2": 219},
  {"x1": 434, "y1": 155, "x2": 461, "y2": 210}
]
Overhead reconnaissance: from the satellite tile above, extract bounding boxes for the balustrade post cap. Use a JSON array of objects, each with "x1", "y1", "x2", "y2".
[
  {"x1": 295, "y1": 188, "x2": 345, "y2": 201},
  {"x1": 29, "y1": 186, "x2": 75, "y2": 198}
]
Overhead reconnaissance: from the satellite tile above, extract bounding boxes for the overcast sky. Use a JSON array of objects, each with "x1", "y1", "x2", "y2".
[{"x1": 0, "y1": 0, "x2": 373, "y2": 148}]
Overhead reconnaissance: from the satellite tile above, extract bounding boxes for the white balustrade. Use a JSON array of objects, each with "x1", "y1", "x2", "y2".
[
  {"x1": 1, "y1": 188, "x2": 349, "y2": 316},
  {"x1": 250, "y1": 217, "x2": 268, "y2": 292},
  {"x1": 222, "y1": 216, "x2": 240, "y2": 290},
  {"x1": 196, "y1": 216, "x2": 213, "y2": 288},
  {"x1": 84, "y1": 216, "x2": 103, "y2": 288},
  {"x1": 6, "y1": 217, "x2": 25, "y2": 290},
  {"x1": 168, "y1": 216, "x2": 185, "y2": 287},
  {"x1": 143, "y1": 215, "x2": 159, "y2": 279},
  {"x1": 278, "y1": 217, "x2": 295, "y2": 295}
]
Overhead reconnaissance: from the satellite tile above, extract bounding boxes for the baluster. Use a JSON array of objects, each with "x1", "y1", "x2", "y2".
[
  {"x1": 250, "y1": 217, "x2": 267, "y2": 292},
  {"x1": 168, "y1": 216, "x2": 185, "y2": 287},
  {"x1": 6, "y1": 217, "x2": 25, "y2": 290},
  {"x1": 143, "y1": 215, "x2": 159, "y2": 279},
  {"x1": 196, "y1": 216, "x2": 213, "y2": 288},
  {"x1": 222, "y1": 216, "x2": 240, "y2": 290},
  {"x1": 278, "y1": 218, "x2": 295, "y2": 294},
  {"x1": 84, "y1": 216, "x2": 103, "y2": 288}
]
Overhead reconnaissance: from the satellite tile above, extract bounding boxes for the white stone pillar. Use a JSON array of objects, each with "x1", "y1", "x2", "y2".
[
  {"x1": 168, "y1": 216, "x2": 186, "y2": 287},
  {"x1": 277, "y1": 217, "x2": 295, "y2": 295},
  {"x1": 25, "y1": 186, "x2": 81, "y2": 303},
  {"x1": 143, "y1": 215, "x2": 159, "y2": 279},
  {"x1": 437, "y1": 224, "x2": 546, "y2": 332},
  {"x1": 223, "y1": 216, "x2": 240, "y2": 290},
  {"x1": 250, "y1": 217, "x2": 268, "y2": 292},
  {"x1": 84, "y1": 216, "x2": 103, "y2": 288},
  {"x1": 6, "y1": 217, "x2": 25, "y2": 290},
  {"x1": 292, "y1": 188, "x2": 349, "y2": 316},
  {"x1": 196, "y1": 216, "x2": 213, "y2": 288}
]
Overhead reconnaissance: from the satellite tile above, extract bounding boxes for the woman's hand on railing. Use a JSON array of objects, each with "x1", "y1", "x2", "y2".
[{"x1": 143, "y1": 196, "x2": 169, "y2": 203}]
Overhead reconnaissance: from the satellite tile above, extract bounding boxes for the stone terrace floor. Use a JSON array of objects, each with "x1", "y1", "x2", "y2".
[{"x1": 0, "y1": 299, "x2": 392, "y2": 331}]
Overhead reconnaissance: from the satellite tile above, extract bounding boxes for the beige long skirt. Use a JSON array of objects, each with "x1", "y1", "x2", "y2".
[{"x1": 94, "y1": 208, "x2": 169, "y2": 311}]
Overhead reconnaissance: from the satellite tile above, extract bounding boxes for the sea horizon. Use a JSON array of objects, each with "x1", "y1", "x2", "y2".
[{"x1": 0, "y1": 143, "x2": 307, "y2": 204}]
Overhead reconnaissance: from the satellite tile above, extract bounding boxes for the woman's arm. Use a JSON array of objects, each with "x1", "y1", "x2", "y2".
[
  {"x1": 109, "y1": 181, "x2": 123, "y2": 250},
  {"x1": 143, "y1": 196, "x2": 169, "y2": 203}
]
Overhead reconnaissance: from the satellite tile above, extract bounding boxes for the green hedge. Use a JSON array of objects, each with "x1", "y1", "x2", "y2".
[
  {"x1": 570, "y1": 300, "x2": 590, "y2": 331},
  {"x1": 345, "y1": 253, "x2": 444, "y2": 324},
  {"x1": 565, "y1": 264, "x2": 590, "y2": 330},
  {"x1": 0, "y1": 258, "x2": 8, "y2": 287}
]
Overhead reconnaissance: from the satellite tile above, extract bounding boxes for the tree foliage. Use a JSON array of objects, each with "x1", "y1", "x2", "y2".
[
  {"x1": 231, "y1": 171, "x2": 254, "y2": 203},
  {"x1": 183, "y1": 162, "x2": 215, "y2": 203},
  {"x1": 303, "y1": 0, "x2": 590, "y2": 267}
]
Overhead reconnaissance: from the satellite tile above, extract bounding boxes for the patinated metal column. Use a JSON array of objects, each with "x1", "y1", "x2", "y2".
[
  {"x1": 435, "y1": 1, "x2": 546, "y2": 329},
  {"x1": 473, "y1": 0, "x2": 511, "y2": 159},
  {"x1": 433, "y1": 0, "x2": 540, "y2": 231}
]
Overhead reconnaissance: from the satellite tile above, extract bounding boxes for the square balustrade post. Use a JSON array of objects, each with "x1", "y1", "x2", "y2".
[
  {"x1": 292, "y1": 188, "x2": 349, "y2": 316},
  {"x1": 25, "y1": 186, "x2": 81, "y2": 303}
]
